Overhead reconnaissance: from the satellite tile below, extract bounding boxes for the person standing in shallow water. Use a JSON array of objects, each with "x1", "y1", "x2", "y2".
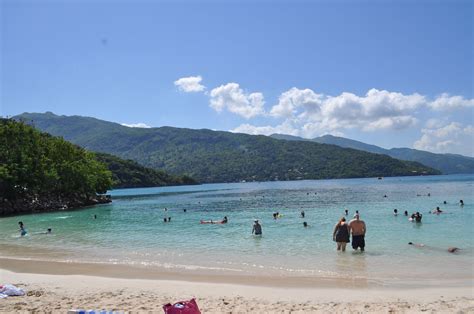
[
  {"x1": 18, "y1": 221, "x2": 27, "y2": 236},
  {"x1": 333, "y1": 217, "x2": 350, "y2": 251},
  {"x1": 252, "y1": 220, "x2": 262, "y2": 235},
  {"x1": 349, "y1": 214, "x2": 366, "y2": 251}
]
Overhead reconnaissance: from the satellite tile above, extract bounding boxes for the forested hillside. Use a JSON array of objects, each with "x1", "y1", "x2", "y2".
[
  {"x1": 96, "y1": 152, "x2": 198, "y2": 188},
  {"x1": 0, "y1": 119, "x2": 112, "y2": 215},
  {"x1": 15, "y1": 112, "x2": 441, "y2": 183},
  {"x1": 271, "y1": 134, "x2": 474, "y2": 174}
]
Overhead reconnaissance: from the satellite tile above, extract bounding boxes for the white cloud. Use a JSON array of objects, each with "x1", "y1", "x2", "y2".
[
  {"x1": 429, "y1": 93, "x2": 474, "y2": 111},
  {"x1": 270, "y1": 87, "x2": 323, "y2": 118},
  {"x1": 414, "y1": 122, "x2": 474, "y2": 156},
  {"x1": 174, "y1": 76, "x2": 206, "y2": 92},
  {"x1": 267, "y1": 88, "x2": 424, "y2": 135},
  {"x1": 209, "y1": 83, "x2": 265, "y2": 119},
  {"x1": 121, "y1": 122, "x2": 152, "y2": 128},
  {"x1": 231, "y1": 121, "x2": 299, "y2": 136}
]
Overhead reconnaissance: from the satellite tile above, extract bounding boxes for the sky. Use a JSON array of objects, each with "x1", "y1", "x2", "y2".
[{"x1": 1, "y1": 0, "x2": 473, "y2": 156}]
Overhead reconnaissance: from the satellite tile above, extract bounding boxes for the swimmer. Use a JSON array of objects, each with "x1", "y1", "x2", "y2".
[
  {"x1": 183, "y1": 209, "x2": 187, "y2": 212},
  {"x1": 415, "y1": 212, "x2": 422, "y2": 223},
  {"x1": 432, "y1": 207, "x2": 443, "y2": 214},
  {"x1": 345, "y1": 209, "x2": 349, "y2": 216},
  {"x1": 37, "y1": 228, "x2": 52, "y2": 235},
  {"x1": 443, "y1": 201, "x2": 447, "y2": 205},
  {"x1": 393, "y1": 209, "x2": 398, "y2": 216},
  {"x1": 222, "y1": 216, "x2": 228, "y2": 224},
  {"x1": 300, "y1": 210, "x2": 305, "y2": 218},
  {"x1": 408, "y1": 242, "x2": 425, "y2": 247},
  {"x1": 404, "y1": 210, "x2": 408, "y2": 216},
  {"x1": 409, "y1": 242, "x2": 461, "y2": 253},
  {"x1": 252, "y1": 219, "x2": 262, "y2": 235},
  {"x1": 460, "y1": 200, "x2": 464, "y2": 207},
  {"x1": 18, "y1": 221, "x2": 27, "y2": 236},
  {"x1": 93, "y1": 214, "x2": 97, "y2": 219},
  {"x1": 303, "y1": 222, "x2": 308, "y2": 228}
]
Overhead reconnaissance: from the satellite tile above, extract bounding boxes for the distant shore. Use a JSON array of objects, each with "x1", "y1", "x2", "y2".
[{"x1": 0, "y1": 261, "x2": 472, "y2": 312}]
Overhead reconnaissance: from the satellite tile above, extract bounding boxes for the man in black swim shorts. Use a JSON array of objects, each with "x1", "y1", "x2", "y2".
[{"x1": 349, "y1": 214, "x2": 366, "y2": 251}]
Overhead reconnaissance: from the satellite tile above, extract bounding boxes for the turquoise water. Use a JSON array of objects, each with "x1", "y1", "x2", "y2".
[{"x1": 1, "y1": 174, "x2": 473, "y2": 286}]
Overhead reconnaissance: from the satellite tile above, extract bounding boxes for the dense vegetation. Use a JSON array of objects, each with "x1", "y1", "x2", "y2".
[
  {"x1": 14, "y1": 112, "x2": 441, "y2": 183},
  {"x1": 0, "y1": 118, "x2": 112, "y2": 201},
  {"x1": 95, "y1": 152, "x2": 197, "y2": 188},
  {"x1": 271, "y1": 134, "x2": 474, "y2": 174}
]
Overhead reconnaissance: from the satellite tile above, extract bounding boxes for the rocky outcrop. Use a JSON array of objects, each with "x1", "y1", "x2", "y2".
[{"x1": 0, "y1": 193, "x2": 111, "y2": 216}]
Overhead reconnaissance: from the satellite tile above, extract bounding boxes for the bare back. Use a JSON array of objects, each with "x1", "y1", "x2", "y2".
[{"x1": 349, "y1": 219, "x2": 366, "y2": 236}]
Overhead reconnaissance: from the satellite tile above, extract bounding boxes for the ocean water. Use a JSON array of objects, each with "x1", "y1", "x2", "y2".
[{"x1": 1, "y1": 174, "x2": 473, "y2": 287}]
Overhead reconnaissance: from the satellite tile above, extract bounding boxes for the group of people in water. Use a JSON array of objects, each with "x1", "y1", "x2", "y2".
[{"x1": 17, "y1": 197, "x2": 464, "y2": 256}]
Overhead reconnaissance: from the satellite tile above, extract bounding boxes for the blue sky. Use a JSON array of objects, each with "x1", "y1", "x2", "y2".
[{"x1": 1, "y1": 0, "x2": 473, "y2": 156}]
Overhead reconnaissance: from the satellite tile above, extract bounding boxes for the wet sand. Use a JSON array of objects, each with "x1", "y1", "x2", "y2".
[{"x1": 0, "y1": 258, "x2": 473, "y2": 313}]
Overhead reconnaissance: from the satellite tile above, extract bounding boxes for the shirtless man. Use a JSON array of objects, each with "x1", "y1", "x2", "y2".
[{"x1": 348, "y1": 214, "x2": 366, "y2": 251}]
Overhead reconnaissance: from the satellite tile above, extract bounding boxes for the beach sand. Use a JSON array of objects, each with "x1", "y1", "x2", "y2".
[{"x1": 1, "y1": 259, "x2": 473, "y2": 313}]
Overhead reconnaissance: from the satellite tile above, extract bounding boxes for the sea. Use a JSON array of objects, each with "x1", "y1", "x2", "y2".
[{"x1": 1, "y1": 174, "x2": 473, "y2": 288}]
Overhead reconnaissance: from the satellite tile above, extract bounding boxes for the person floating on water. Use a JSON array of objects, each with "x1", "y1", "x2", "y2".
[
  {"x1": 349, "y1": 214, "x2": 366, "y2": 252},
  {"x1": 18, "y1": 221, "x2": 27, "y2": 236},
  {"x1": 200, "y1": 216, "x2": 227, "y2": 224},
  {"x1": 443, "y1": 201, "x2": 447, "y2": 205},
  {"x1": 183, "y1": 209, "x2": 187, "y2": 212},
  {"x1": 408, "y1": 242, "x2": 460, "y2": 253},
  {"x1": 432, "y1": 207, "x2": 443, "y2": 214},
  {"x1": 252, "y1": 219, "x2": 262, "y2": 235},
  {"x1": 333, "y1": 217, "x2": 350, "y2": 252},
  {"x1": 344, "y1": 209, "x2": 349, "y2": 216},
  {"x1": 393, "y1": 209, "x2": 398, "y2": 216},
  {"x1": 300, "y1": 210, "x2": 305, "y2": 218}
]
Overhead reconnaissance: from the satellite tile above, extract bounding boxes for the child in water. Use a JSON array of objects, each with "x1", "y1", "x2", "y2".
[{"x1": 18, "y1": 221, "x2": 27, "y2": 236}]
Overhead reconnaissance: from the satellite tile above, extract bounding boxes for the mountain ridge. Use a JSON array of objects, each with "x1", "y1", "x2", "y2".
[
  {"x1": 270, "y1": 133, "x2": 474, "y2": 174},
  {"x1": 14, "y1": 112, "x2": 440, "y2": 183}
]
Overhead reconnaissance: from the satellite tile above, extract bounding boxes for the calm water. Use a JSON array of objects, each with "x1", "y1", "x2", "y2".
[{"x1": 1, "y1": 174, "x2": 473, "y2": 286}]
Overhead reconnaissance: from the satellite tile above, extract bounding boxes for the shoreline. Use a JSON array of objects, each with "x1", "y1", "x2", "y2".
[
  {"x1": 1, "y1": 266, "x2": 473, "y2": 312},
  {"x1": 1, "y1": 256, "x2": 472, "y2": 290}
]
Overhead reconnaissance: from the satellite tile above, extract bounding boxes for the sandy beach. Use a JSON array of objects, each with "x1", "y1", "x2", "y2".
[{"x1": 1, "y1": 258, "x2": 473, "y2": 313}]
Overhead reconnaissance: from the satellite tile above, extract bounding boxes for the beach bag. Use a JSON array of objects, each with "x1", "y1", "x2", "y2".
[{"x1": 163, "y1": 298, "x2": 201, "y2": 314}]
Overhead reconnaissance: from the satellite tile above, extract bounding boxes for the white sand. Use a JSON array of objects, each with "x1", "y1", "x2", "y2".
[{"x1": 1, "y1": 267, "x2": 473, "y2": 313}]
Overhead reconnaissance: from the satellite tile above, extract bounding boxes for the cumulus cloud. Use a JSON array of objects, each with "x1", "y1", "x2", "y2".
[
  {"x1": 174, "y1": 75, "x2": 206, "y2": 92},
  {"x1": 270, "y1": 88, "x2": 323, "y2": 118},
  {"x1": 414, "y1": 122, "x2": 474, "y2": 156},
  {"x1": 209, "y1": 83, "x2": 265, "y2": 119},
  {"x1": 121, "y1": 122, "x2": 152, "y2": 128},
  {"x1": 429, "y1": 93, "x2": 474, "y2": 111},
  {"x1": 267, "y1": 88, "x2": 424, "y2": 136}
]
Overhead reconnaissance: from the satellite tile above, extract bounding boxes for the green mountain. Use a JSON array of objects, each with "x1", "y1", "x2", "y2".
[
  {"x1": 270, "y1": 134, "x2": 473, "y2": 174},
  {"x1": 14, "y1": 112, "x2": 440, "y2": 183},
  {"x1": 96, "y1": 152, "x2": 198, "y2": 188}
]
